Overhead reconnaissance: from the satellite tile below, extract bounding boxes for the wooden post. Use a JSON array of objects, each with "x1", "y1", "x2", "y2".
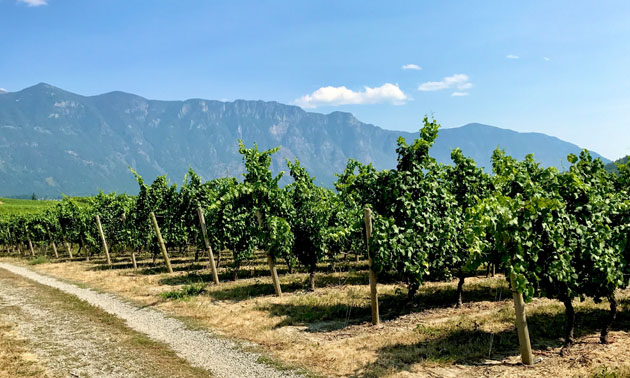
[
  {"x1": 27, "y1": 238, "x2": 35, "y2": 257},
  {"x1": 7, "y1": 232, "x2": 13, "y2": 255},
  {"x1": 47, "y1": 230, "x2": 59, "y2": 259},
  {"x1": 24, "y1": 225, "x2": 35, "y2": 257},
  {"x1": 119, "y1": 213, "x2": 136, "y2": 270},
  {"x1": 50, "y1": 240, "x2": 59, "y2": 258},
  {"x1": 150, "y1": 212, "x2": 173, "y2": 273},
  {"x1": 364, "y1": 208, "x2": 380, "y2": 325},
  {"x1": 267, "y1": 254, "x2": 282, "y2": 296},
  {"x1": 81, "y1": 235, "x2": 89, "y2": 261},
  {"x1": 64, "y1": 239, "x2": 73, "y2": 259},
  {"x1": 197, "y1": 207, "x2": 220, "y2": 285},
  {"x1": 510, "y1": 272, "x2": 534, "y2": 365},
  {"x1": 95, "y1": 215, "x2": 112, "y2": 266},
  {"x1": 256, "y1": 211, "x2": 282, "y2": 296},
  {"x1": 131, "y1": 252, "x2": 138, "y2": 271}
]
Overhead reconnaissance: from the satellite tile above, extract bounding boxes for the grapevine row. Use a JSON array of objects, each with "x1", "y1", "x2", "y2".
[{"x1": 1, "y1": 117, "x2": 628, "y2": 360}]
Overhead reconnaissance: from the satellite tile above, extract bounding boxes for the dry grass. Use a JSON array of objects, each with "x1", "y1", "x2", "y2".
[
  {"x1": 5, "y1": 252, "x2": 629, "y2": 378},
  {"x1": 589, "y1": 365, "x2": 630, "y2": 378},
  {"x1": 0, "y1": 319, "x2": 49, "y2": 378},
  {"x1": 27, "y1": 256, "x2": 49, "y2": 265},
  {"x1": 0, "y1": 266, "x2": 211, "y2": 378},
  {"x1": 38, "y1": 286, "x2": 211, "y2": 378}
]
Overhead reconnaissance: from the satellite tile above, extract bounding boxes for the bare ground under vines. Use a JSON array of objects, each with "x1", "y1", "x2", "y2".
[{"x1": 3, "y1": 251, "x2": 630, "y2": 378}]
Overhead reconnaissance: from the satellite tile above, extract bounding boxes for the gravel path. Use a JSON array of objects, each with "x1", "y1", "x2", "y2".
[
  {"x1": 0, "y1": 262, "x2": 296, "y2": 378},
  {"x1": 0, "y1": 272, "x2": 163, "y2": 377}
]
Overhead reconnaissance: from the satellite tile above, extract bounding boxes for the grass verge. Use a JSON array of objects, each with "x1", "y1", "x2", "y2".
[
  {"x1": 0, "y1": 267, "x2": 211, "y2": 378},
  {"x1": 591, "y1": 365, "x2": 630, "y2": 378},
  {"x1": 27, "y1": 256, "x2": 49, "y2": 266},
  {"x1": 0, "y1": 319, "x2": 47, "y2": 378},
  {"x1": 160, "y1": 282, "x2": 206, "y2": 300}
]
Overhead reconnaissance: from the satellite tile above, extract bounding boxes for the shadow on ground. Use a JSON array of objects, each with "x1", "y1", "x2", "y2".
[
  {"x1": 354, "y1": 302, "x2": 630, "y2": 377},
  {"x1": 259, "y1": 282, "x2": 512, "y2": 332}
]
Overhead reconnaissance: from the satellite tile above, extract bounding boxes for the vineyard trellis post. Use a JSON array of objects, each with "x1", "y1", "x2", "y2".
[
  {"x1": 121, "y1": 213, "x2": 137, "y2": 271},
  {"x1": 48, "y1": 230, "x2": 59, "y2": 259},
  {"x1": 24, "y1": 224, "x2": 35, "y2": 257},
  {"x1": 27, "y1": 238, "x2": 35, "y2": 257},
  {"x1": 81, "y1": 235, "x2": 89, "y2": 261},
  {"x1": 131, "y1": 252, "x2": 138, "y2": 271},
  {"x1": 7, "y1": 231, "x2": 13, "y2": 255},
  {"x1": 150, "y1": 212, "x2": 173, "y2": 274},
  {"x1": 364, "y1": 208, "x2": 380, "y2": 325},
  {"x1": 63, "y1": 237, "x2": 73, "y2": 259},
  {"x1": 510, "y1": 272, "x2": 534, "y2": 365},
  {"x1": 197, "y1": 207, "x2": 220, "y2": 285},
  {"x1": 256, "y1": 211, "x2": 282, "y2": 297},
  {"x1": 95, "y1": 215, "x2": 112, "y2": 266}
]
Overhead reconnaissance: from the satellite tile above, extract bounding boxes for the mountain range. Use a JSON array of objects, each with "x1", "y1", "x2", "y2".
[{"x1": 0, "y1": 83, "x2": 610, "y2": 197}]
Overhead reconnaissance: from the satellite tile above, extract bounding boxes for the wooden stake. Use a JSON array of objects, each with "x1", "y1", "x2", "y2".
[
  {"x1": 81, "y1": 235, "x2": 89, "y2": 261},
  {"x1": 95, "y1": 215, "x2": 112, "y2": 266},
  {"x1": 64, "y1": 239, "x2": 73, "y2": 259},
  {"x1": 131, "y1": 252, "x2": 138, "y2": 271},
  {"x1": 510, "y1": 272, "x2": 534, "y2": 365},
  {"x1": 364, "y1": 208, "x2": 380, "y2": 325},
  {"x1": 7, "y1": 232, "x2": 13, "y2": 255},
  {"x1": 50, "y1": 240, "x2": 59, "y2": 258},
  {"x1": 24, "y1": 225, "x2": 35, "y2": 257},
  {"x1": 27, "y1": 238, "x2": 35, "y2": 257},
  {"x1": 197, "y1": 207, "x2": 219, "y2": 285},
  {"x1": 46, "y1": 230, "x2": 59, "y2": 259},
  {"x1": 267, "y1": 254, "x2": 282, "y2": 296},
  {"x1": 256, "y1": 211, "x2": 282, "y2": 296},
  {"x1": 150, "y1": 212, "x2": 173, "y2": 273}
]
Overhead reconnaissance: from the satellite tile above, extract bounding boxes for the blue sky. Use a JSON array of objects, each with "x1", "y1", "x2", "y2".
[{"x1": 1, "y1": 0, "x2": 629, "y2": 159}]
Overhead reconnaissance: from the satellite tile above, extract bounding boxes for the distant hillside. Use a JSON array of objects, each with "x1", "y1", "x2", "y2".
[
  {"x1": 0, "y1": 83, "x2": 609, "y2": 196},
  {"x1": 431, "y1": 123, "x2": 608, "y2": 172},
  {"x1": 605, "y1": 157, "x2": 629, "y2": 174}
]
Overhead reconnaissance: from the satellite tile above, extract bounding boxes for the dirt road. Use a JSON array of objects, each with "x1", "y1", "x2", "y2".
[{"x1": 0, "y1": 262, "x2": 296, "y2": 378}]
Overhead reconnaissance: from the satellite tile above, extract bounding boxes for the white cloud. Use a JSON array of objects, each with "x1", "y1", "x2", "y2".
[
  {"x1": 17, "y1": 0, "x2": 47, "y2": 6},
  {"x1": 543, "y1": 57, "x2": 551, "y2": 61},
  {"x1": 506, "y1": 54, "x2": 520, "y2": 59},
  {"x1": 295, "y1": 83, "x2": 408, "y2": 108},
  {"x1": 451, "y1": 92, "x2": 469, "y2": 97},
  {"x1": 418, "y1": 74, "x2": 472, "y2": 92},
  {"x1": 402, "y1": 64, "x2": 422, "y2": 70},
  {"x1": 458, "y1": 82, "x2": 473, "y2": 90}
]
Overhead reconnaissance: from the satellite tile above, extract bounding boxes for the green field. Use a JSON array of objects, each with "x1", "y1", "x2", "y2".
[
  {"x1": 0, "y1": 197, "x2": 100, "y2": 216},
  {"x1": 0, "y1": 198, "x2": 58, "y2": 216}
]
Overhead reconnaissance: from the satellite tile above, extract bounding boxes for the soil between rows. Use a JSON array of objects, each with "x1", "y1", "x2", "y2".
[{"x1": 3, "y1": 252, "x2": 630, "y2": 378}]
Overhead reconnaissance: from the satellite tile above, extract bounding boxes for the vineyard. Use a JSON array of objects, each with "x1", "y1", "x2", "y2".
[{"x1": 1, "y1": 117, "x2": 629, "y2": 376}]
